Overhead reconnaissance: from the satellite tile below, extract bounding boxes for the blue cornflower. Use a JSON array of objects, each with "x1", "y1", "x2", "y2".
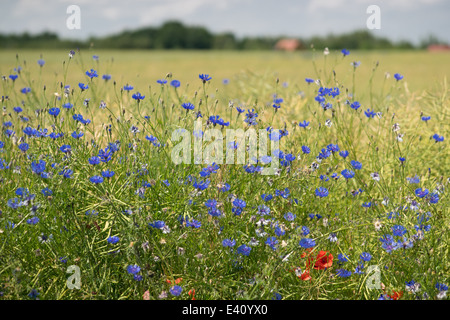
[
  {"x1": 318, "y1": 148, "x2": 331, "y2": 159},
  {"x1": 26, "y1": 216, "x2": 40, "y2": 225},
  {"x1": 60, "y1": 145, "x2": 72, "y2": 153},
  {"x1": 351, "y1": 160, "x2": 362, "y2": 170},
  {"x1": 199, "y1": 74, "x2": 212, "y2": 83},
  {"x1": 127, "y1": 264, "x2": 141, "y2": 275},
  {"x1": 354, "y1": 263, "x2": 365, "y2": 275},
  {"x1": 298, "y1": 120, "x2": 310, "y2": 128},
  {"x1": 392, "y1": 225, "x2": 407, "y2": 237},
  {"x1": 272, "y1": 293, "x2": 282, "y2": 300},
  {"x1": 394, "y1": 73, "x2": 404, "y2": 81},
  {"x1": 261, "y1": 194, "x2": 273, "y2": 201},
  {"x1": 299, "y1": 238, "x2": 316, "y2": 249},
  {"x1": 244, "y1": 109, "x2": 258, "y2": 126},
  {"x1": 41, "y1": 188, "x2": 52, "y2": 196},
  {"x1": 205, "y1": 199, "x2": 217, "y2": 209},
  {"x1": 351, "y1": 61, "x2": 361, "y2": 68},
  {"x1": 275, "y1": 188, "x2": 290, "y2": 199},
  {"x1": 336, "y1": 269, "x2": 352, "y2": 278},
  {"x1": 341, "y1": 49, "x2": 350, "y2": 56},
  {"x1": 102, "y1": 74, "x2": 111, "y2": 81},
  {"x1": 200, "y1": 162, "x2": 219, "y2": 177},
  {"x1": 341, "y1": 169, "x2": 355, "y2": 179},
  {"x1": 170, "y1": 80, "x2": 180, "y2": 87},
  {"x1": 301, "y1": 226, "x2": 310, "y2": 236},
  {"x1": 415, "y1": 188, "x2": 429, "y2": 198},
  {"x1": 88, "y1": 156, "x2": 101, "y2": 165},
  {"x1": 237, "y1": 244, "x2": 251, "y2": 256},
  {"x1": 37, "y1": 59, "x2": 45, "y2": 67},
  {"x1": 236, "y1": 106, "x2": 245, "y2": 114},
  {"x1": 407, "y1": 175, "x2": 420, "y2": 184},
  {"x1": 339, "y1": 150, "x2": 349, "y2": 158},
  {"x1": 274, "y1": 226, "x2": 285, "y2": 237},
  {"x1": 327, "y1": 143, "x2": 340, "y2": 153},
  {"x1": 149, "y1": 220, "x2": 166, "y2": 229},
  {"x1": 78, "y1": 83, "x2": 89, "y2": 91},
  {"x1": 102, "y1": 170, "x2": 115, "y2": 178},
  {"x1": 181, "y1": 102, "x2": 195, "y2": 110},
  {"x1": 305, "y1": 78, "x2": 315, "y2": 84},
  {"x1": 432, "y1": 134, "x2": 444, "y2": 142},
  {"x1": 232, "y1": 198, "x2": 246, "y2": 216},
  {"x1": 421, "y1": 116, "x2": 431, "y2": 122},
  {"x1": 5, "y1": 129, "x2": 15, "y2": 137},
  {"x1": 18, "y1": 143, "x2": 29, "y2": 152},
  {"x1": 123, "y1": 84, "x2": 134, "y2": 91},
  {"x1": 31, "y1": 160, "x2": 46, "y2": 174},
  {"x1": 62, "y1": 102, "x2": 73, "y2": 109},
  {"x1": 186, "y1": 219, "x2": 201, "y2": 228},
  {"x1": 59, "y1": 168, "x2": 73, "y2": 178},
  {"x1": 107, "y1": 236, "x2": 120, "y2": 244},
  {"x1": 170, "y1": 285, "x2": 183, "y2": 296},
  {"x1": 9, "y1": 74, "x2": 18, "y2": 81},
  {"x1": 222, "y1": 238, "x2": 236, "y2": 247},
  {"x1": 428, "y1": 192, "x2": 439, "y2": 204},
  {"x1": 301, "y1": 145, "x2": 310, "y2": 154},
  {"x1": 257, "y1": 205, "x2": 271, "y2": 216},
  {"x1": 85, "y1": 69, "x2": 98, "y2": 79},
  {"x1": 90, "y1": 175, "x2": 104, "y2": 184},
  {"x1": 364, "y1": 109, "x2": 376, "y2": 118},
  {"x1": 28, "y1": 289, "x2": 40, "y2": 299},
  {"x1": 399, "y1": 157, "x2": 406, "y2": 163},
  {"x1": 13, "y1": 106, "x2": 23, "y2": 113},
  {"x1": 218, "y1": 183, "x2": 230, "y2": 192},
  {"x1": 360, "y1": 252, "x2": 372, "y2": 262},
  {"x1": 265, "y1": 236, "x2": 278, "y2": 251},
  {"x1": 132, "y1": 92, "x2": 145, "y2": 102},
  {"x1": 21, "y1": 87, "x2": 31, "y2": 94},
  {"x1": 71, "y1": 131, "x2": 84, "y2": 139},
  {"x1": 156, "y1": 79, "x2": 167, "y2": 85},
  {"x1": 284, "y1": 212, "x2": 296, "y2": 221},
  {"x1": 338, "y1": 253, "x2": 349, "y2": 263},
  {"x1": 350, "y1": 101, "x2": 361, "y2": 110},
  {"x1": 436, "y1": 283, "x2": 448, "y2": 292},
  {"x1": 315, "y1": 187, "x2": 329, "y2": 198},
  {"x1": 49, "y1": 107, "x2": 60, "y2": 117}
]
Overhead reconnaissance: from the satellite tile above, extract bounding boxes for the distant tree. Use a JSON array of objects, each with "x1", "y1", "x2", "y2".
[
  {"x1": 213, "y1": 33, "x2": 237, "y2": 50},
  {"x1": 185, "y1": 26, "x2": 213, "y2": 49},
  {"x1": 155, "y1": 21, "x2": 188, "y2": 49}
]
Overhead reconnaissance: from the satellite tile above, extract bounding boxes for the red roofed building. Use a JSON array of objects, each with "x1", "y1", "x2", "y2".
[
  {"x1": 274, "y1": 38, "x2": 302, "y2": 51},
  {"x1": 427, "y1": 44, "x2": 450, "y2": 52}
]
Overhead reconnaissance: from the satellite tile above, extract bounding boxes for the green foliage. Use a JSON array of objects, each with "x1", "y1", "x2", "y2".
[{"x1": 0, "y1": 22, "x2": 427, "y2": 50}]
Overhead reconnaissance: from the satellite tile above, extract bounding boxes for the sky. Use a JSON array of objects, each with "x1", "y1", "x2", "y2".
[{"x1": 0, "y1": 0, "x2": 449, "y2": 45}]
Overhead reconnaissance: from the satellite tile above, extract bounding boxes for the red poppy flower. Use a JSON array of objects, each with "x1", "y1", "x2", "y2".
[
  {"x1": 314, "y1": 251, "x2": 333, "y2": 270},
  {"x1": 166, "y1": 277, "x2": 182, "y2": 285},
  {"x1": 389, "y1": 290, "x2": 403, "y2": 300},
  {"x1": 188, "y1": 289, "x2": 196, "y2": 300},
  {"x1": 300, "y1": 270, "x2": 311, "y2": 281}
]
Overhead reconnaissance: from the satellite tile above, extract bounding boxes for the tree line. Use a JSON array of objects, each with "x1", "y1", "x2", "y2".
[{"x1": 0, "y1": 21, "x2": 443, "y2": 50}]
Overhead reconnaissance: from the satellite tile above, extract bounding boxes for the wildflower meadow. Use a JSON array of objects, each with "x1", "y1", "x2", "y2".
[{"x1": 0, "y1": 48, "x2": 448, "y2": 302}]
